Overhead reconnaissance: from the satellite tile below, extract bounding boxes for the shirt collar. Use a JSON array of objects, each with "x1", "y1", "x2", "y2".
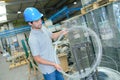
[{"x1": 31, "y1": 27, "x2": 43, "y2": 34}]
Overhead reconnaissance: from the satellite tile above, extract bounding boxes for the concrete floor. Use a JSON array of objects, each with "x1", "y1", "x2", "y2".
[
  {"x1": 0, "y1": 54, "x2": 43, "y2": 80},
  {"x1": 1, "y1": 53, "x2": 120, "y2": 80}
]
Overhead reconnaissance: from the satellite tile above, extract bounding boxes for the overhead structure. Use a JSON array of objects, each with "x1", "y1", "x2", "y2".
[
  {"x1": 0, "y1": 0, "x2": 82, "y2": 25},
  {"x1": 49, "y1": 6, "x2": 81, "y2": 23},
  {"x1": 0, "y1": 26, "x2": 30, "y2": 38}
]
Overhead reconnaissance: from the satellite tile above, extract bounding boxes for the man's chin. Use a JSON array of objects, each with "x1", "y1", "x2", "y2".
[{"x1": 36, "y1": 26, "x2": 42, "y2": 29}]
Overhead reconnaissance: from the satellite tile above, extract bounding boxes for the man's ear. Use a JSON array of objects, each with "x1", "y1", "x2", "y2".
[{"x1": 28, "y1": 22, "x2": 32, "y2": 25}]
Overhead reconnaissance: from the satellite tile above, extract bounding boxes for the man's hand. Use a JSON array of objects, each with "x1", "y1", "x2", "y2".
[
  {"x1": 53, "y1": 63, "x2": 63, "y2": 71},
  {"x1": 51, "y1": 29, "x2": 68, "y2": 40},
  {"x1": 61, "y1": 29, "x2": 68, "y2": 35}
]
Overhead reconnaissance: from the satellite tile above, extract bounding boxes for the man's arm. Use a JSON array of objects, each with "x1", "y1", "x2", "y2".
[
  {"x1": 51, "y1": 30, "x2": 68, "y2": 40},
  {"x1": 33, "y1": 55, "x2": 62, "y2": 71}
]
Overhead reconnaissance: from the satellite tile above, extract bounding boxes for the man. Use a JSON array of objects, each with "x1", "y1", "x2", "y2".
[{"x1": 23, "y1": 7, "x2": 67, "y2": 80}]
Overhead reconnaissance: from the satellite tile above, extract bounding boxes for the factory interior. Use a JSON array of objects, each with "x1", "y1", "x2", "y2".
[{"x1": 1, "y1": 0, "x2": 120, "y2": 80}]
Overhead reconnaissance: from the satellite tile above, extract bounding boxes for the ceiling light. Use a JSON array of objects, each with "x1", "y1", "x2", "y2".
[
  {"x1": 17, "y1": 11, "x2": 21, "y2": 14},
  {"x1": 73, "y1": 2, "x2": 77, "y2": 5}
]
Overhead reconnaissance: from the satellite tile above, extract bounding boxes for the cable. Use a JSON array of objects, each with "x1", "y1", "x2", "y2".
[
  {"x1": 102, "y1": 55, "x2": 118, "y2": 71},
  {"x1": 54, "y1": 26, "x2": 103, "y2": 79},
  {"x1": 98, "y1": 67, "x2": 120, "y2": 80}
]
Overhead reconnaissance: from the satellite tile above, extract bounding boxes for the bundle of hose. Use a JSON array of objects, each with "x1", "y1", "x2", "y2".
[
  {"x1": 67, "y1": 72, "x2": 80, "y2": 80},
  {"x1": 98, "y1": 67, "x2": 120, "y2": 80},
  {"x1": 66, "y1": 67, "x2": 120, "y2": 80},
  {"x1": 100, "y1": 55, "x2": 118, "y2": 71},
  {"x1": 54, "y1": 26, "x2": 102, "y2": 79}
]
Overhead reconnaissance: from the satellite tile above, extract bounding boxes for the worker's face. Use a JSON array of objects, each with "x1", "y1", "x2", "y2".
[{"x1": 30, "y1": 19, "x2": 42, "y2": 29}]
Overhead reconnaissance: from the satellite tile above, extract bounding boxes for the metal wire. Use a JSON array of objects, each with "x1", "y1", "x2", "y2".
[{"x1": 54, "y1": 26, "x2": 102, "y2": 79}]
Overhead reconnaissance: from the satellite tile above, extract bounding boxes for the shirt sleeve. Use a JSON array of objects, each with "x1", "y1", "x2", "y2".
[
  {"x1": 28, "y1": 38, "x2": 40, "y2": 56},
  {"x1": 43, "y1": 26, "x2": 52, "y2": 37}
]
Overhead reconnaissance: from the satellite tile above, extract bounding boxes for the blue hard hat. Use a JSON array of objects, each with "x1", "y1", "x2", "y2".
[{"x1": 23, "y1": 7, "x2": 43, "y2": 22}]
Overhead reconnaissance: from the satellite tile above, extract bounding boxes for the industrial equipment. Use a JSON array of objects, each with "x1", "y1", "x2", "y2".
[
  {"x1": 107, "y1": 2, "x2": 120, "y2": 71},
  {"x1": 60, "y1": 13, "x2": 120, "y2": 80},
  {"x1": 54, "y1": 25, "x2": 102, "y2": 80},
  {"x1": 82, "y1": 3, "x2": 120, "y2": 72}
]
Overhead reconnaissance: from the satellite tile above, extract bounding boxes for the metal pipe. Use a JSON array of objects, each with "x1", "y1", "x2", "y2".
[{"x1": 49, "y1": 6, "x2": 68, "y2": 21}]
